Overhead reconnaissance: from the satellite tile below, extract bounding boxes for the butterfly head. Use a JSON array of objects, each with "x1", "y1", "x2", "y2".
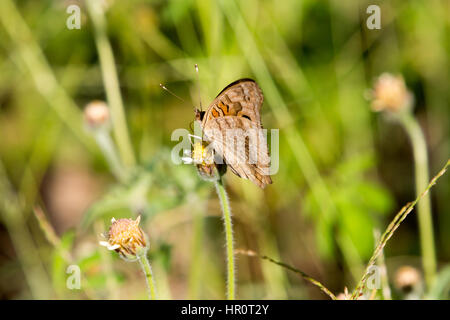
[{"x1": 194, "y1": 108, "x2": 205, "y2": 122}]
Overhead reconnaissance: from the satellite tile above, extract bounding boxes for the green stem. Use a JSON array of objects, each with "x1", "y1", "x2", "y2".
[
  {"x1": 399, "y1": 112, "x2": 436, "y2": 288},
  {"x1": 138, "y1": 252, "x2": 157, "y2": 300},
  {"x1": 86, "y1": 1, "x2": 136, "y2": 168},
  {"x1": 215, "y1": 178, "x2": 235, "y2": 300}
]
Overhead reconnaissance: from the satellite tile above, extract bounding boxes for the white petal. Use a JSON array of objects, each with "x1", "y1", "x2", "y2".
[
  {"x1": 182, "y1": 157, "x2": 193, "y2": 164},
  {"x1": 107, "y1": 244, "x2": 120, "y2": 250},
  {"x1": 99, "y1": 241, "x2": 110, "y2": 247}
]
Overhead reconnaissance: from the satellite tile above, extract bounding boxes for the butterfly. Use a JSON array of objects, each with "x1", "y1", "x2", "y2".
[{"x1": 193, "y1": 79, "x2": 272, "y2": 189}]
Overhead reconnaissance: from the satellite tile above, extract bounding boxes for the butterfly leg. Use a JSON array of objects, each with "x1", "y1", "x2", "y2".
[
  {"x1": 188, "y1": 133, "x2": 204, "y2": 147},
  {"x1": 188, "y1": 134, "x2": 203, "y2": 140}
]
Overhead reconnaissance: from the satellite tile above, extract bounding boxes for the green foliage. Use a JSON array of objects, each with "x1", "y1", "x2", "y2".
[
  {"x1": 305, "y1": 154, "x2": 394, "y2": 260},
  {"x1": 427, "y1": 265, "x2": 450, "y2": 300},
  {"x1": 51, "y1": 231, "x2": 75, "y2": 296}
]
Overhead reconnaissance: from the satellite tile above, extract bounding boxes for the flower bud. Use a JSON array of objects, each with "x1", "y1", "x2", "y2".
[
  {"x1": 336, "y1": 287, "x2": 351, "y2": 300},
  {"x1": 336, "y1": 293, "x2": 348, "y2": 300},
  {"x1": 84, "y1": 100, "x2": 110, "y2": 130},
  {"x1": 371, "y1": 73, "x2": 413, "y2": 113},
  {"x1": 394, "y1": 265, "x2": 421, "y2": 293},
  {"x1": 99, "y1": 216, "x2": 148, "y2": 260}
]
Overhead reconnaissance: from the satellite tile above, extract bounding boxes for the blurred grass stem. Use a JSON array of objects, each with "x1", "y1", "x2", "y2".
[
  {"x1": 398, "y1": 112, "x2": 437, "y2": 288},
  {"x1": 0, "y1": 0, "x2": 93, "y2": 150},
  {"x1": 86, "y1": 1, "x2": 136, "y2": 168},
  {"x1": 93, "y1": 130, "x2": 127, "y2": 183},
  {"x1": 374, "y1": 230, "x2": 391, "y2": 300},
  {"x1": 215, "y1": 178, "x2": 235, "y2": 300},
  {"x1": 0, "y1": 161, "x2": 52, "y2": 299},
  {"x1": 236, "y1": 249, "x2": 336, "y2": 300},
  {"x1": 351, "y1": 159, "x2": 448, "y2": 299},
  {"x1": 94, "y1": 221, "x2": 120, "y2": 299},
  {"x1": 188, "y1": 196, "x2": 206, "y2": 299},
  {"x1": 220, "y1": 0, "x2": 362, "y2": 281}
]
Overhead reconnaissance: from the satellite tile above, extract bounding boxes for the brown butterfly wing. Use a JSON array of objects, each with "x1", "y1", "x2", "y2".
[
  {"x1": 203, "y1": 116, "x2": 272, "y2": 188},
  {"x1": 201, "y1": 79, "x2": 272, "y2": 188},
  {"x1": 202, "y1": 79, "x2": 263, "y2": 127}
]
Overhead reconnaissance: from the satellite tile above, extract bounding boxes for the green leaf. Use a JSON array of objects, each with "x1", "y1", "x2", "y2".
[
  {"x1": 356, "y1": 181, "x2": 394, "y2": 215},
  {"x1": 315, "y1": 219, "x2": 335, "y2": 260},
  {"x1": 339, "y1": 204, "x2": 374, "y2": 260}
]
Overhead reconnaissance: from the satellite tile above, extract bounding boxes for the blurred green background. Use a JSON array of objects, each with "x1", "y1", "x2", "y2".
[{"x1": 0, "y1": 0, "x2": 449, "y2": 299}]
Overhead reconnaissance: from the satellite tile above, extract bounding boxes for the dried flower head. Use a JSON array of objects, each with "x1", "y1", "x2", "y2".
[
  {"x1": 394, "y1": 265, "x2": 422, "y2": 293},
  {"x1": 99, "y1": 216, "x2": 148, "y2": 260},
  {"x1": 371, "y1": 73, "x2": 413, "y2": 113},
  {"x1": 84, "y1": 100, "x2": 110, "y2": 130}
]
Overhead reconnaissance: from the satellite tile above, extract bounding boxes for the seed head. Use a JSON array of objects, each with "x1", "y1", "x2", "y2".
[
  {"x1": 84, "y1": 100, "x2": 110, "y2": 130},
  {"x1": 394, "y1": 265, "x2": 421, "y2": 293},
  {"x1": 371, "y1": 73, "x2": 413, "y2": 113},
  {"x1": 99, "y1": 216, "x2": 148, "y2": 260}
]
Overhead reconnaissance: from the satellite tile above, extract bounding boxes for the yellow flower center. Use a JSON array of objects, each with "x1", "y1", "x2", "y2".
[{"x1": 192, "y1": 141, "x2": 214, "y2": 165}]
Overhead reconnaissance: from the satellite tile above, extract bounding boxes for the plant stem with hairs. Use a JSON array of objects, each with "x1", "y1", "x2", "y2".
[
  {"x1": 398, "y1": 112, "x2": 436, "y2": 288},
  {"x1": 215, "y1": 177, "x2": 236, "y2": 300},
  {"x1": 137, "y1": 250, "x2": 157, "y2": 300},
  {"x1": 86, "y1": 0, "x2": 136, "y2": 168},
  {"x1": 101, "y1": 217, "x2": 157, "y2": 299}
]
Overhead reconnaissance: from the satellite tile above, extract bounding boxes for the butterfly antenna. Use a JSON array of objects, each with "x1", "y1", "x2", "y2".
[
  {"x1": 160, "y1": 83, "x2": 185, "y2": 102},
  {"x1": 194, "y1": 64, "x2": 203, "y2": 111}
]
